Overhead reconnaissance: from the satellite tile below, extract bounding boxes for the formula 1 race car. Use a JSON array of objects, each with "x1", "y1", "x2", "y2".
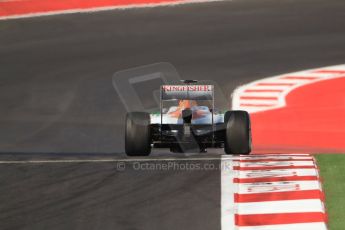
[{"x1": 125, "y1": 80, "x2": 251, "y2": 156}]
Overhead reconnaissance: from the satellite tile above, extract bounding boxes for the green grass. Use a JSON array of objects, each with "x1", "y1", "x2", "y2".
[{"x1": 315, "y1": 155, "x2": 345, "y2": 230}]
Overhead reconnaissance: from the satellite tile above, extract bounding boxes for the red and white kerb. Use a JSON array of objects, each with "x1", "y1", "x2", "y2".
[
  {"x1": 221, "y1": 154, "x2": 327, "y2": 230},
  {"x1": 232, "y1": 65, "x2": 345, "y2": 113}
]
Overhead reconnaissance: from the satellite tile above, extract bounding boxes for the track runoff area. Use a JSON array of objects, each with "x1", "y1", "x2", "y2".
[{"x1": 1, "y1": 1, "x2": 343, "y2": 229}]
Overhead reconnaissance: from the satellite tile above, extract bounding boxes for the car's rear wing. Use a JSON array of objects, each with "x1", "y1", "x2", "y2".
[{"x1": 161, "y1": 85, "x2": 214, "y2": 100}]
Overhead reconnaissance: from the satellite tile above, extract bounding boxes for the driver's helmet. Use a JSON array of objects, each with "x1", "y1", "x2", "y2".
[
  {"x1": 178, "y1": 100, "x2": 197, "y2": 110},
  {"x1": 168, "y1": 100, "x2": 198, "y2": 118}
]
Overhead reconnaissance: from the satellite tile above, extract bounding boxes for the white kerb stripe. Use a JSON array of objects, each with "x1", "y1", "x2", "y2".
[
  {"x1": 240, "y1": 92, "x2": 283, "y2": 97},
  {"x1": 237, "y1": 156, "x2": 313, "y2": 160},
  {"x1": 237, "y1": 199, "x2": 324, "y2": 215},
  {"x1": 238, "y1": 180, "x2": 322, "y2": 194},
  {"x1": 236, "y1": 169, "x2": 319, "y2": 178},
  {"x1": 221, "y1": 157, "x2": 236, "y2": 229},
  {"x1": 237, "y1": 222, "x2": 327, "y2": 230},
  {"x1": 238, "y1": 160, "x2": 316, "y2": 167}
]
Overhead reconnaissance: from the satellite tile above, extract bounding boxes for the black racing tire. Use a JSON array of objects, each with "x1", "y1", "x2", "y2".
[
  {"x1": 125, "y1": 112, "x2": 151, "y2": 156},
  {"x1": 224, "y1": 110, "x2": 252, "y2": 155}
]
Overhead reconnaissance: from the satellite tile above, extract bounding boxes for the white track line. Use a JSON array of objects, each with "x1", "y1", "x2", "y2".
[
  {"x1": 1, "y1": 154, "x2": 327, "y2": 229},
  {"x1": 0, "y1": 157, "x2": 225, "y2": 164},
  {"x1": 0, "y1": 154, "x2": 312, "y2": 164},
  {"x1": 0, "y1": 0, "x2": 226, "y2": 21}
]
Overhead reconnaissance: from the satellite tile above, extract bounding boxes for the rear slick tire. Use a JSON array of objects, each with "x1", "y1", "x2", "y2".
[
  {"x1": 224, "y1": 110, "x2": 252, "y2": 155},
  {"x1": 125, "y1": 112, "x2": 151, "y2": 156}
]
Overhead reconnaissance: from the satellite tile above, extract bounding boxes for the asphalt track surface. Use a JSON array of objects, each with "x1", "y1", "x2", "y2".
[{"x1": 0, "y1": 0, "x2": 345, "y2": 229}]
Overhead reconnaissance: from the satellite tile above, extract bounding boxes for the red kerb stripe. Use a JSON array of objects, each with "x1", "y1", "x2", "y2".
[
  {"x1": 233, "y1": 175, "x2": 318, "y2": 183},
  {"x1": 234, "y1": 158, "x2": 313, "y2": 162},
  {"x1": 280, "y1": 76, "x2": 320, "y2": 80},
  {"x1": 235, "y1": 212, "x2": 326, "y2": 226},
  {"x1": 240, "y1": 96, "x2": 278, "y2": 100},
  {"x1": 233, "y1": 165, "x2": 316, "y2": 170},
  {"x1": 313, "y1": 70, "x2": 345, "y2": 74},
  {"x1": 0, "y1": 0, "x2": 180, "y2": 16},
  {"x1": 249, "y1": 154, "x2": 310, "y2": 156},
  {"x1": 256, "y1": 83, "x2": 295, "y2": 86},
  {"x1": 244, "y1": 89, "x2": 284, "y2": 93},
  {"x1": 234, "y1": 190, "x2": 324, "y2": 202},
  {"x1": 240, "y1": 103, "x2": 276, "y2": 107}
]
